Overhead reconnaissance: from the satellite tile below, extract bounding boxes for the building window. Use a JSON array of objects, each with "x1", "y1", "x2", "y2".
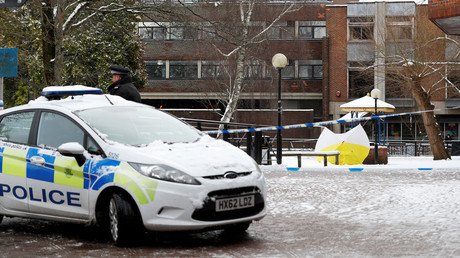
[
  {"x1": 238, "y1": 99, "x2": 271, "y2": 109},
  {"x1": 138, "y1": 22, "x2": 166, "y2": 41},
  {"x1": 385, "y1": 71, "x2": 411, "y2": 98},
  {"x1": 201, "y1": 61, "x2": 224, "y2": 79},
  {"x1": 281, "y1": 60, "x2": 295, "y2": 79},
  {"x1": 349, "y1": 65, "x2": 374, "y2": 98},
  {"x1": 447, "y1": 71, "x2": 460, "y2": 98},
  {"x1": 169, "y1": 61, "x2": 198, "y2": 79},
  {"x1": 169, "y1": 23, "x2": 197, "y2": 40},
  {"x1": 298, "y1": 21, "x2": 326, "y2": 39},
  {"x1": 244, "y1": 60, "x2": 264, "y2": 78},
  {"x1": 267, "y1": 21, "x2": 295, "y2": 40},
  {"x1": 146, "y1": 61, "x2": 166, "y2": 80},
  {"x1": 349, "y1": 17, "x2": 374, "y2": 41},
  {"x1": 388, "y1": 123, "x2": 401, "y2": 140},
  {"x1": 298, "y1": 60, "x2": 323, "y2": 79},
  {"x1": 201, "y1": 24, "x2": 220, "y2": 40},
  {"x1": 299, "y1": 65, "x2": 323, "y2": 79},
  {"x1": 386, "y1": 16, "x2": 413, "y2": 40},
  {"x1": 443, "y1": 123, "x2": 458, "y2": 139}
]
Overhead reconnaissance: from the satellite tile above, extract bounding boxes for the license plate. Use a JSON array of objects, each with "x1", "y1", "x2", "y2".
[{"x1": 216, "y1": 195, "x2": 255, "y2": 212}]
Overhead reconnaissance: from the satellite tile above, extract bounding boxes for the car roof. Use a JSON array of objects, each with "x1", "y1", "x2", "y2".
[{"x1": 7, "y1": 85, "x2": 142, "y2": 113}]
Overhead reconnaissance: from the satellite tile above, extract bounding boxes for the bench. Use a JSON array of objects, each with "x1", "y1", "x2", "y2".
[{"x1": 281, "y1": 151, "x2": 340, "y2": 167}]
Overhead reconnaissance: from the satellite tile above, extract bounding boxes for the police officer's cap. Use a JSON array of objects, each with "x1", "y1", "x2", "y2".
[{"x1": 110, "y1": 65, "x2": 130, "y2": 75}]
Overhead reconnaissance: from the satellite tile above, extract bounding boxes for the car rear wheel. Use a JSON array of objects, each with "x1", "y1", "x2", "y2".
[{"x1": 108, "y1": 193, "x2": 142, "y2": 246}]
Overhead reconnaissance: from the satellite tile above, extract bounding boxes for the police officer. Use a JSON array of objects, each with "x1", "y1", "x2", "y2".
[{"x1": 108, "y1": 65, "x2": 141, "y2": 103}]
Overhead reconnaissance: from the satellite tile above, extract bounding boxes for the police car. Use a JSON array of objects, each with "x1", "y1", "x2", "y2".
[{"x1": 0, "y1": 86, "x2": 266, "y2": 245}]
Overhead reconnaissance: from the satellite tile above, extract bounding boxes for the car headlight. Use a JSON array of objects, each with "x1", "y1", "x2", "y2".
[{"x1": 129, "y1": 163, "x2": 201, "y2": 185}]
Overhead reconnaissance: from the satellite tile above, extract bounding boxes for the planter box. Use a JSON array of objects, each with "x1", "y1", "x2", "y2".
[{"x1": 363, "y1": 146, "x2": 388, "y2": 164}]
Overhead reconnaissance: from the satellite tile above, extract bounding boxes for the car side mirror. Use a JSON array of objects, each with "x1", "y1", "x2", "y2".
[{"x1": 58, "y1": 142, "x2": 87, "y2": 167}]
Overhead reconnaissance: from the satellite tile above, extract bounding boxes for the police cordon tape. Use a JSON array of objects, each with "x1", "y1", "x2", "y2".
[{"x1": 205, "y1": 106, "x2": 460, "y2": 135}]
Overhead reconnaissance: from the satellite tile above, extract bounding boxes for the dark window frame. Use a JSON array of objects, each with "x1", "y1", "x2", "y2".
[
  {"x1": 349, "y1": 17, "x2": 374, "y2": 41},
  {"x1": 138, "y1": 25, "x2": 167, "y2": 41},
  {"x1": 146, "y1": 61, "x2": 167, "y2": 80},
  {"x1": 169, "y1": 61, "x2": 198, "y2": 79}
]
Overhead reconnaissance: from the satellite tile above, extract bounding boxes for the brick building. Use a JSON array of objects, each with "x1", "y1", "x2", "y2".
[
  {"x1": 325, "y1": 1, "x2": 460, "y2": 141},
  {"x1": 138, "y1": 0, "x2": 460, "y2": 143},
  {"x1": 429, "y1": 0, "x2": 460, "y2": 35},
  {"x1": 138, "y1": 2, "x2": 329, "y2": 144}
]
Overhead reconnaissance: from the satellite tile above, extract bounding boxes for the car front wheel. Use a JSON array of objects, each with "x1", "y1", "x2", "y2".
[{"x1": 108, "y1": 193, "x2": 142, "y2": 246}]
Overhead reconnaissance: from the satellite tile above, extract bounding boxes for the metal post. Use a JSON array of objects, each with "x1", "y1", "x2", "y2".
[
  {"x1": 276, "y1": 68, "x2": 282, "y2": 165},
  {"x1": 0, "y1": 77, "x2": 3, "y2": 110},
  {"x1": 374, "y1": 98, "x2": 378, "y2": 164},
  {"x1": 383, "y1": 116, "x2": 386, "y2": 145},
  {"x1": 223, "y1": 124, "x2": 229, "y2": 142},
  {"x1": 351, "y1": 111, "x2": 354, "y2": 128},
  {"x1": 254, "y1": 131, "x2": 262, "y2": 165},
  {"x1": 0, "y1": 77, "x2": 4, "y2": 101},
  {"x1": 246, "y1": 128, "x2": 252, "y2": 156},
  {"x1": 272, "y1": 53, "x2": 287, "y2": 165}
]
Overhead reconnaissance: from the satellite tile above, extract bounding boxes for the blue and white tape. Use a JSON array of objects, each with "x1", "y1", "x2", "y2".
[{"x1": 205, "y1": 106, "x2": 460, "y2": 135}]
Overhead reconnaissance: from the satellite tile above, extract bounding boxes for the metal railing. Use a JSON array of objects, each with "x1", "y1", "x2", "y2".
[
  {"x1": 386, "y1": 140, "x2": 459, "y2": 156},
  {"x1": 181, "y1": 118, "x2": 458, "y2": 164},
  {"x1": 181, "y1": 118, "x2": 273, "y2": 165}
]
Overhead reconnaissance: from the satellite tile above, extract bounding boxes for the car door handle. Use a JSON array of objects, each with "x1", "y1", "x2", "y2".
[{"x1": 30, "y1": 156, "x2": 46, "y2": 166}]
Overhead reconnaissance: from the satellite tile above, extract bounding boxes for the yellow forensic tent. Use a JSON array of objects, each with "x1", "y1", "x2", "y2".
[{"x1": 314, "y1": 125, "x2": 370, "y2": 165}]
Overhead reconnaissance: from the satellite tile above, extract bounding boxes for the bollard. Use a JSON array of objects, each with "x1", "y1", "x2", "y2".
[
  {"x1": 246, "y1": 128, "x2": 252, "y2": 157},
  {"x1": 254, "y1": 131, "x2": 263, "y2": 164},
  {"x1": 223, "y1": 124, "x2": 229, "y2": 142}
]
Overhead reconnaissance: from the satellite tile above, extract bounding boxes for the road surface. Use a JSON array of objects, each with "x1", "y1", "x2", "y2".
[{"x1": 1, "y1": 168, "x2": 459, "y2": 257}]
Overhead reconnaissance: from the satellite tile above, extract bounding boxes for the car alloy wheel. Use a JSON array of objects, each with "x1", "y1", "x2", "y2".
[{"x1": 109, "y1": 198, "x2": 119, "y2": 243}]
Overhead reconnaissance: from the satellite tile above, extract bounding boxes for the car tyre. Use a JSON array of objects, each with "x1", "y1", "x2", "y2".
[
  {"x1": 108, "y1": 193, "x2": 143, "y2": 246},
  {"x1": 0, "y1": 215, "x2": 3, "y2": 225}
]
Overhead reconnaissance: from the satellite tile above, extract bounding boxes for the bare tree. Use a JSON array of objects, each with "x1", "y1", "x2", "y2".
[
  {"x1": 139, "y1": 0, "x2": 297, "y2": 134},
  {"x1": 208, "y1": 2, "x2": 295, "y2": 128},
  {"x1": 373, "y1": 7, "x2": 460, "y2": 159}
]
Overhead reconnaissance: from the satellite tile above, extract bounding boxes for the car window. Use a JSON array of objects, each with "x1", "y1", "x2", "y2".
[
  {"x1": 75, "y1": 106, "x2": 202, "y2": 146},
  {"x1": 87, "y1": 137, "x2": 104, "y2": 155},
  {"x1": 37, "y1": 112, "x2": 85, "y2": 149},
  {"x1": 0, "y1": 112, "x2": 35, "y2": 144}
]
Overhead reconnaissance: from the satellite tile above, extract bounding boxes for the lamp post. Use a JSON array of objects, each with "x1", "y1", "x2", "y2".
[
  {"x1": 371, "y1": 88, "x2": 382, "y2": 164},
  {"x1": 272, "y1": 53, "x2": 288, "y2": 165}
]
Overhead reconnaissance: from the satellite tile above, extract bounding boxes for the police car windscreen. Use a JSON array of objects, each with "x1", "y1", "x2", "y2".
[{"x1": 74, "y1": 106, "x2": 202, "y2": 146}]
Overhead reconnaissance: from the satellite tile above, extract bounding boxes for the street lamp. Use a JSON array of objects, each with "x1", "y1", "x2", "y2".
[
  {"x1": 272, "y1": 53, "x2": 288, "y2": 165},
  {"x1": 371, "y1": 88, "x2": 382, "y2": 164}
]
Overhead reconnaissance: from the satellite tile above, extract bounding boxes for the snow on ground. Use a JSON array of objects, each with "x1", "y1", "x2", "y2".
[
  {"x1": 260, "y1": 156, "x2": 460, "y2": 221},
  {"x1": 262, "y1": 155, "x2": 460, "y2": 172},
  {"x1": 256, "y1": 155, "x2": 460, "y2": 256}
]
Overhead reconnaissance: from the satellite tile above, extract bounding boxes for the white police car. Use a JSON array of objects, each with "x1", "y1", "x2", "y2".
[{"x1": 0, "y1": 86, "x2": 266, "y2": 245}]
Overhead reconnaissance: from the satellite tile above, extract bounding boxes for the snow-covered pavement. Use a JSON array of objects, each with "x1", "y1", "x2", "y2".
[
  {"x1": 254, "y1": 156, "x2": 460, "y2": 256},
  {"x1": 1, "y1": 156, "x2": 459, "y2": 256},
  {"x1": 262, "y1": 155, "x2": 460, "y2": 172}
]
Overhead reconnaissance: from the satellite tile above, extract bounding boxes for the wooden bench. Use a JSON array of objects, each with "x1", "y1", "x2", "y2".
[{"x1": 282, "y1": 151, "x2": 340, "y2": 167}]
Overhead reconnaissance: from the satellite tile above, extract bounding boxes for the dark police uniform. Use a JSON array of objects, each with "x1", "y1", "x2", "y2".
[{"x1": 108, "y1": 65, "x2": 141, "y2": 103}]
